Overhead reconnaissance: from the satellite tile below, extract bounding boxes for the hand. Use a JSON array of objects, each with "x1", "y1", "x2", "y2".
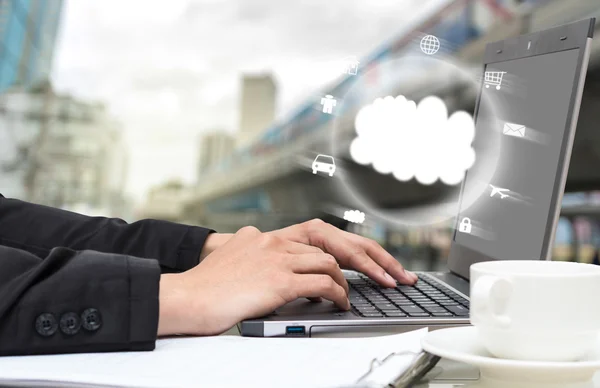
[
  {"x1": 158, "y1": 226, "x2": 350, "y2": 336},
  {"x1": 270, "y1": 219, "x2": 417, "y2": 287},
  {"x1": 200, "y1": 219, "x2": 417, "y2": 288}
]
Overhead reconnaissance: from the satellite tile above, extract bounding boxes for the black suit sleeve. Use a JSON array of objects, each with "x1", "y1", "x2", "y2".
[
  {"x1": 0, "y1": 245, "x2": 160, "y2": 356},
  {"x1": 0, "y1": 195, "x2": 214, "y2": 272}
]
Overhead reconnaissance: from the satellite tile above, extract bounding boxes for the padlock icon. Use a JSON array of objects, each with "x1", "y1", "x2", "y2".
[{"x1": 459, "y1": 217, "x2": 472, "y2": 234}]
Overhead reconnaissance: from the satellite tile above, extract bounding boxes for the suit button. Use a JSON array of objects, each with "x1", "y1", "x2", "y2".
[
  {"x1": 35, "y1": 313, "x2": 58, "y2": 337},
  {"x1": 81, "y1": 308, "x2": 102, "y2": 332},
  {"x1": 59, "y1": 312, "x2": 81, "y2": 335}
]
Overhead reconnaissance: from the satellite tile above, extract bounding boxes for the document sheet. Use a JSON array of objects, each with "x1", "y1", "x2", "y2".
[{"x1": 0, "y1": 328, "x2": 427, "y2": 388}]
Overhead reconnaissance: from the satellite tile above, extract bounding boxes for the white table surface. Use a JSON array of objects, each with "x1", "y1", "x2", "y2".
[{"x1": 225, "y1": 326, "x2": 600, "y2": 388}]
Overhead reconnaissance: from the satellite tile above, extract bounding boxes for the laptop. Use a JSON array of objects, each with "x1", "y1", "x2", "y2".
[{"x1": 240, "y1": 18, "x2": 595, "y2": 338}]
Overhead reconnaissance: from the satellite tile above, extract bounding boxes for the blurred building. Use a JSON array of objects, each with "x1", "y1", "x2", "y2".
[
  {"x1": 0, "y1": 84, "x2": 129, "y2": 217},
  {"x1": 0, "y1": 0, "x2": 64, "y2": 93},
  {"x1": 237, "y1": 74, "x2": 277, "y2": 148},
  {"x1": 197, "y1": 131, "x2": 235, "y2": 177},
  {"x1": 136, "y1": 180, "x2": 194, "y2": 222}
]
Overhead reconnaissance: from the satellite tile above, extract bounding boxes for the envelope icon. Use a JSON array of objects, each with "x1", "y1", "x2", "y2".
[{"x1": 503, "y1": 122, "x2": 526, "y2": 138}]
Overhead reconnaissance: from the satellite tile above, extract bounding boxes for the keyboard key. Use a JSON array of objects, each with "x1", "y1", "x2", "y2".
[
  {"x1": 396, "y1": 286, "x2": 414, "y2": 291},
  {"x1": 438, "y1": 300, "x2": 459, "y2": 306},
  {"x1": 423, "y1": 306, "x2": 448, "y2": 314},
  {"x1": 362, "y1": 313, "x2": 383, "y2": 318},
  {"x1": 384, "y1": 311, "x2": 407, "y2": 317},
  {"x1": 366, "y1": 297, "x2": 388, "y2": 303},
  {"x1": 374, "y1": 303, "x2": 396, "y2": 310},
  {"x1": 407, "y1": 313, "x2": 430, "y2": 317},
  {"x1": 416, "y1": 287, "x2": 435, "y2": 292},
  {"x1": 400, "y1": 305, "x2": 426, "y2": 315},
  {"x1": 418, "y1": 302, "x2": 439, "y2": 306},
  {"x1": 445, "y1": 305, "x2": 469, "y2": 316},
  {"x1": 369, "y1": 297, "x2": 386, "y2": 302},
  {"x1": 351, "y1": 303, "x2": 372, "y2": 307},
  {"x1": 394, "y1": 300, "x2": 416, "y2": 306},
  {"x1": 388, "y1": 299, "x2": 411, "y2": 304},
  {"x1": 431, "y1": 312, "x2": 454, "y2": 317},
  {"x1": 356, "y1": 305, "x2": 378, "y2": 311},
  {"x1": 387, "y1": 295, "x2": 409, "y2": 300},
  {"x1": 362, "y1": 290, "x2": 379, "y2": 295},
  {"x1": 355, "y1": 303, "x2": 377, "y2": 308},
  {"x1": 369, "y1": 296, "x2": 385, "y2": 301}
]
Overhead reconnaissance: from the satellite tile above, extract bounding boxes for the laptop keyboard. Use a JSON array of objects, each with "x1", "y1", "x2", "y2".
[{"x1": 348, "y1": 274, "x2": 470, "y2": 319}]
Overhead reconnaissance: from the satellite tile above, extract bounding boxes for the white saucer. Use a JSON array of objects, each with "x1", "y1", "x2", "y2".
[{"x1": 422, "y1": 326, "x2": 600, "y2": 385}]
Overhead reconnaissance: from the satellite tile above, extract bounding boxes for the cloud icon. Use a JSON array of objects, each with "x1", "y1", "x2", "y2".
[
  {"x1": 350, "y1": 95, "x2": 476, "y2": 185},
  {"x1": 344, "y1": 210, "x2": 365, "y2": 224}
]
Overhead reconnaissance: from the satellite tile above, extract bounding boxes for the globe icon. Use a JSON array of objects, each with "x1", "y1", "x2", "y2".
[{"x1": 420, "y1": 35, "x2": 440, "y2": 55}]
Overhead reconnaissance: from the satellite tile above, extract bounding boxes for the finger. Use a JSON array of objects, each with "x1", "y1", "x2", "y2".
[
  {"x1": 307, "y1": 226, "x2": 398, "y2": 288},
  {"x1": 292, "y1": 274, "x2": 350, "y2": 310},
  {"x1": 344, "y1": 231, "x2": 418, "y2": 285},
  {"x1": 280, "y1": 240, "x2": 323, "y2": 255},
  {"x1": 344, "y1": 245, "x2": 399, "y2": 288},
  {"x1": 289, "y1": 253, "x2": 348, "y2": 295},
  {"x1": 315, "y1": 223, "x2": 416, "y2": 286}
]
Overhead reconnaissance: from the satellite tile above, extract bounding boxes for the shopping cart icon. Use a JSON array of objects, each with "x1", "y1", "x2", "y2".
[{"x1": 484, "y1": 71, "x2": 506, "y2": 90}]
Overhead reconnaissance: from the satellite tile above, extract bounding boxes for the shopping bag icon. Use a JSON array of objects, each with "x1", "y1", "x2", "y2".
[{"x1": 503, "y1": 122, "x2": 526, "y2": 138}]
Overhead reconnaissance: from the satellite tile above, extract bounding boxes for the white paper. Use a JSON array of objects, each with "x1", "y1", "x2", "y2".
[{"x1": 0, "y1": 328, "x2": 427, "y2": 388}]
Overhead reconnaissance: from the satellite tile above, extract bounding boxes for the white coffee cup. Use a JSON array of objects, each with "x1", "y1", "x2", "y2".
[{"x1": 470, "y1": 260, "x2": 600, "y2": 361}]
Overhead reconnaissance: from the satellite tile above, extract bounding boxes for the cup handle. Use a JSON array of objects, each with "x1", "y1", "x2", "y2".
[{"x1": 471, "y1": 275, "x2": 512, "y2": 329}]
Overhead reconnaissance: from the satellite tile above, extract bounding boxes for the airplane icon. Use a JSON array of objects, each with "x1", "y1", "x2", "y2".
[{"x1": 490, "y1": 184, "x2": 510, "y2": 199}]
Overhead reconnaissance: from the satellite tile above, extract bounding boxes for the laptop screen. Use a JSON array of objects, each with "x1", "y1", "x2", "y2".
[{"x1": 453, "y1": 48, "x2": 582, "y2": 262}]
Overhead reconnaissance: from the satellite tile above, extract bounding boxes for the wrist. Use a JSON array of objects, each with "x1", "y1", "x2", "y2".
[
  {"x1": 200, "y1": 233, "x2": 233, "y2": 260},
  {"x1": 157, "y1": 273, "x2": 190, "y2": 336}
]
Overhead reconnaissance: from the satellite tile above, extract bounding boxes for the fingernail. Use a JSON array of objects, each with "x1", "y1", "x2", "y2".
[{"x1": 384, "y1": 272, "x2": 395, "y2": 283}]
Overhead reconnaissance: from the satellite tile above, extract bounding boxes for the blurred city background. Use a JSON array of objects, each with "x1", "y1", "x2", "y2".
[{"x1": 2, "y1": 0, "x2": 600, "y2": 271}]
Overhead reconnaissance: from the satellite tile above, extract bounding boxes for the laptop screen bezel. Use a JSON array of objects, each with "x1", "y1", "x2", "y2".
[{"x1": 447, "y1": 18, "x2": 595, "y2": 280}]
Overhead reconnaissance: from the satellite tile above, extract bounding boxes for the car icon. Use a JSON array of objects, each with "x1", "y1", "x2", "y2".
[{"x1": 312, "y1": 154, "x2": 336, "y2": 176}]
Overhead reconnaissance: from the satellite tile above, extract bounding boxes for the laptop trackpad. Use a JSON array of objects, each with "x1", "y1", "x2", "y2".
[{"x1": 274, "y1": 299, "x2": 354, "y2": 319}]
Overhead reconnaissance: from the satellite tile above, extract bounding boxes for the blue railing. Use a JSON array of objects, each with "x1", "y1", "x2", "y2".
[{"x1": 205, "y1": 189, "x2": 272, "y2": 213}]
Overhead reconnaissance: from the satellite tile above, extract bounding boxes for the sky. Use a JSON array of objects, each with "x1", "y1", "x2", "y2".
[{"x1": 51, "y1": 0, "x2": 441, "y2": 201}]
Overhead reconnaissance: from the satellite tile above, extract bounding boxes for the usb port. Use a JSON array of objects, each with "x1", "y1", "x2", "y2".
[{"x1": 285, "y1": 326, "x2": 306, "y2": 336}]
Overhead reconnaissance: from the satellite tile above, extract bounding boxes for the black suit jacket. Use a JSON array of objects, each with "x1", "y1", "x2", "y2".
[{"x1": 0, "y1": 194, "x2": 213, "y2": 356}]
